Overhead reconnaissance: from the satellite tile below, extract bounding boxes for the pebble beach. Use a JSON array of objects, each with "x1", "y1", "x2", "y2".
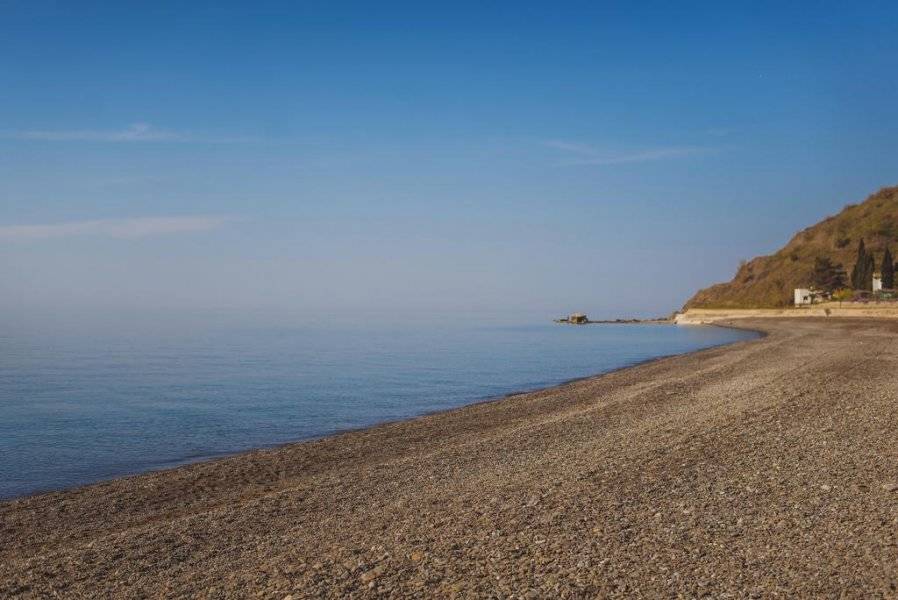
[{"x1": 2, "y1": 318, "x2": 897, "y2": 598}]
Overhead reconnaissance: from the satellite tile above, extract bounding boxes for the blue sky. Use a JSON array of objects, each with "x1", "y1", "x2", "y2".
[{"x1": 2, "y1": 1, "x2": 898, "y2": 319}]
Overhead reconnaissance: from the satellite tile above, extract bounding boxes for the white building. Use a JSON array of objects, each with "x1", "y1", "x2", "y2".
[
  {"x1": 794, "y1": 288, "x2": 814, "y2": 306},
  {"x1": 873, "y1": 272, "x2": 883, "y2": 293}
]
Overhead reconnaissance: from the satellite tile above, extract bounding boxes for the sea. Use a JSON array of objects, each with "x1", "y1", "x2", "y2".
[{"x1": 0, "y1": 310, "x2": 757, "y2": 499}]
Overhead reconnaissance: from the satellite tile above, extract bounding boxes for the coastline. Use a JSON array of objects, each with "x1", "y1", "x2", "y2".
[
  {"x1": 676, "y1": 304, "x2": 898, "y2": 323},
  {"x1": 4, "y1": 318, "x2": 897, "y2": 598},
  {"x1": 1, "y1": 322, "x2": 754, "y2": 502}
]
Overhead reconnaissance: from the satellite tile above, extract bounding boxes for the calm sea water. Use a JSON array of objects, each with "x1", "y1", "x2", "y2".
[{"x1": 0, "y1": 313, "x2": 756, "y2": 499}]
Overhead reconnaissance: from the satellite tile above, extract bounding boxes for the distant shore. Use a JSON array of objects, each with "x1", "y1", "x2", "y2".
[{"x1": 3, "y1": 318, "x2": 898, "y2": 598}]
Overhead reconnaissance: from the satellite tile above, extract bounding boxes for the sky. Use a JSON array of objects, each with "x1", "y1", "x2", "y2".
[{"x1": 2, "y1": 1, "x2": 898, "y2": 321}]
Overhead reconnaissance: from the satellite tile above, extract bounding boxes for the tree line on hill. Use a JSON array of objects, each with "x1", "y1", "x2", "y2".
[{"x1": 811, "y1": 238, "x2": 895, "y2": 295}]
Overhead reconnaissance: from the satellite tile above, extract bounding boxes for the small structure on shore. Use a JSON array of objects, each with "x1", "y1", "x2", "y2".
[
  {"x1": 794, "y1": 288, "x2": 827, "y2": 306},
  {"x1": 794, "y1": 288, "x2": 814, "y2": 306},
  {"x1": 873, "y1": 272, "x2": 883, "y2": 293},
  {"x1": 554, "y1": 313, "x2": 589, "y2": 324}
]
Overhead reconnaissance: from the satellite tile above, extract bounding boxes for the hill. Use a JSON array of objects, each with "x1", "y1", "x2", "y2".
[{"x1": 685, "y1": 185, "x2": 898, "y2": 309}]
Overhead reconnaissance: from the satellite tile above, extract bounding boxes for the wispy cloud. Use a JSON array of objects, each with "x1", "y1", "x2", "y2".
[
  {"x1": 7, "y1": 123, "x2": 253, "y2": 143},
  {"x1": 0, "y1": 216, "x2": 231, "y2": 241},
  {"x1": 545, "y1": 140, "x2": 708, "y2": 166}
]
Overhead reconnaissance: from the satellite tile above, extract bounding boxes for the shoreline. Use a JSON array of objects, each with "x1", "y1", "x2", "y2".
[
  {"x1": 677, "y1": 304, "x2": 898, "y2": 323},
  {"x1": 1, "y1": 322, "x2": 758, "y2": 503},
  {"x1": 4, "y1": 318, "x2": 897, "y2": 598}
]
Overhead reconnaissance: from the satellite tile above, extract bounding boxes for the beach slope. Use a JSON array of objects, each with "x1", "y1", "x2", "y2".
[{"x1": 2, "y1": 319, "x2": 897, "y2": 598}]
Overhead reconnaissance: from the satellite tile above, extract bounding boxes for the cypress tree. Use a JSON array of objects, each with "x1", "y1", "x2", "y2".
[
  {"x1": 882, "y1": 246, "x2": 894, "y2": 289},
  {"x1": 850, "y1": 239, "x2": 867, "y2": 290},
  {"x1": 864, "y1": 253, "x2": 876, "y2": 291}
]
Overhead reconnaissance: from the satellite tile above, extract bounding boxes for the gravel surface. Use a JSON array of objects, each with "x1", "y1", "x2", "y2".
[{"x1": 2, "y1": 318, "x2": 898, "y2": 598}]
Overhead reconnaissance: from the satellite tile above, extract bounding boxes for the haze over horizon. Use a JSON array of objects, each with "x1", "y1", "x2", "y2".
[{"x1": 3, "y1": 2, "x2": 898, "y2": 320}]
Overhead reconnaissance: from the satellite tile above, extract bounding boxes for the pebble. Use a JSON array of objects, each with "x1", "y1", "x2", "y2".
[{"x1": 360, "y1": 564, "x2": 386, "y2": 583}]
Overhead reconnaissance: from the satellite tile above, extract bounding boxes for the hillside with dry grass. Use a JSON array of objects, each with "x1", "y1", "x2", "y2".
[{"x1": 686, "y1": 185, "x2": 898, "y2": 308}]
